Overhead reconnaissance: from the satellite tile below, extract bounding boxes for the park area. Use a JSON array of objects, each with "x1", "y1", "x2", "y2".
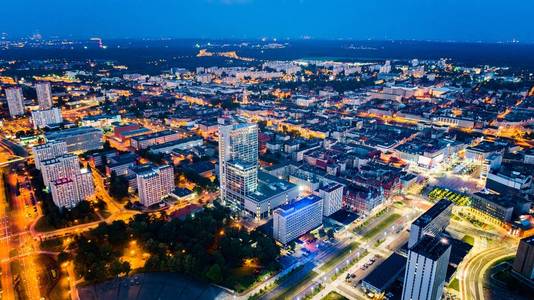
[{"x1": 428, "y1": 187, "x2": 471, "y2": 206}]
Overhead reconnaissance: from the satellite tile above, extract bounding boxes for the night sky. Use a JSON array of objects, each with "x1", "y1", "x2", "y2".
[{"x1": 2, "y1": 0, "x2": 532, "y2": 42}]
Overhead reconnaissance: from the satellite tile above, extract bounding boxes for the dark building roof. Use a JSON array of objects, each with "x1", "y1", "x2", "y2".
[
  {"x1": 411, "y1": 235, "x2": 451, "y2": 261},
  {"x1": 362, "y1": 252, "x2": 407, "y2": 292}
]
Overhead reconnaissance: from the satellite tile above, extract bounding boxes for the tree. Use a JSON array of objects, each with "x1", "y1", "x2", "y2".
[
  {"x1": 109, "y1": 171, "x2": 129, "y2": 201},
  {"x1": 318, "y1": 228, "x2": 326, "y2": 237},
  {"x1": 205, "y1": 264, "x2": 223, "y2": 283},
  {"x1": 57, "y1": 251, "x2": 71, "y2": 264},
  {"x1": 326, "y1": 229, "x2": 335, "y2": 240}
]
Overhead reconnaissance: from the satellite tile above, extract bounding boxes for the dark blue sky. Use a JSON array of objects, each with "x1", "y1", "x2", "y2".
[{"x1": 2, "y1": 0, "x2": 533, "y2": 42}]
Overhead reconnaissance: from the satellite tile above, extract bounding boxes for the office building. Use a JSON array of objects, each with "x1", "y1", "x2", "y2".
[
  {"x1": 402, "y1": 235, "x2": 452, "y2": 300},
  {"x1": 512, "y1": 236, "x2": 534, "y2": 280},
  {"x1": 32, "y1": 141, "x2": 68, "y2": 170},
  {"x1": 314, "y1": 183, "x2": 343, "y2": 216},
  {"x1": 136, "y1": 164, "x2": 174, "y2": 207},
  {"x1": 273, "y1": 195, "x2": 323, "y2": 244},
  {"x1": 218, "y1": 121, "x2": 259, "y2": 210},
  {"x1": 408, "y1": 199, "x2": 453, "y2": 249},
  {"x1": 40, "y1": 154, "x2": 81, "y2": 187},
  {"x1": 45, "y1": 126, "x2": 103, "y2": 153},
  {"x1": 50, "y1": 169, "x2": 94, "y2": 209},
  {"x1": 471, "y1": 192, "x2": 531, "y2": 223},
  {"x1": 5, "y1": 87, "x2": 25, "y2": 117},
  {"x1": 35, "y1": 82, "x2": 53, "y2": 109},
  {"x1": 31, "y1": 107, "x2": 63, "y2": 129}
]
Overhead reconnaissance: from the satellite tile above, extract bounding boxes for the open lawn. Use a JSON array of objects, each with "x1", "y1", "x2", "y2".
[
  {"x1": 462, "y1": 235, "x2": 475, "y2": 246},
  {"x1": 448, "y1": 278, "x2": 460, "y2": 291},
  {"x1": 322, "y1": 291, "x2": 349, "y2": 300},
  {"x1": 361, "y1": 213, "x2": 401, "y2": 240},
  {"x1": 39, "y1": 238, "x2": 65, "y2": 252},
  {"x1": 278, "y1": 270, "x2": 318, "y2": 300},
  {"x1": 224, "y1": 263, "x2": 276, "y2": 293},
  {"x1": 34, "y1": 217, "x2": 56, "y2": 232}
]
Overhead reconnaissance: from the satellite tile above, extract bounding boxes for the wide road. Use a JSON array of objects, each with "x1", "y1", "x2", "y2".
[
  {"x1": 458, "y1": 245, "x2": 517, "y2": 300},
  {"x1": 0, "y1": 167, "x2": 15, "y2": 300}
]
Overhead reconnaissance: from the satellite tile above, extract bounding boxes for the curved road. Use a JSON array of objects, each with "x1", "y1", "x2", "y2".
[{"x1": 458, "y1": 245, "x2": 517, "y2": 300}]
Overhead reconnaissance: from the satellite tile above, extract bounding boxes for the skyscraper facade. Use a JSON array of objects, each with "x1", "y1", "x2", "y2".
[
  {"x1": 40, "y1": 154, "x2": 81, "y2": 187},
  {"x1": 35, "y1": 82, "x2": 53, "y2": 109},
  {"x1": 402, "y1": 235, "x2": 451, "y2": 300},
  {"x1": 408, "y1": 199, "x2": 453, "y2": 249},
  {"x1": 5, "y1": 87, "x2": 25, "y2": 117},
  {"x1": 218, "y1": 121, "x2": 259, "y2": 210},
  {"x1": 50, "y1": 169, "x2": 95, "y2": 208},
  {"x1": 32, "y1": 140, "x2": 68, "y2": 170},
  {"x1": 136, "y1": 164, "x2": 175, "y2": 207}
]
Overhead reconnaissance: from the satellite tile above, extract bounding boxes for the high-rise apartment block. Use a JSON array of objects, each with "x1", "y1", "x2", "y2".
[
  {"x1": 136, "y1": 164, "x2": 175, "y2": 207},
  {"x1": 35, "y1": 82, "x2": 53, "y2": 109},
  {"x1": 402, "y1": 235, "x2": 451, "y2": 300},
  {"x1": 32, "y1": 141, "x2": 68, "y2": 170},
  {"x1": 5, "y1": 87, "x2": 25, "y2": 117},
  {"x1": 31, "y1": 107, "x2": 63, "y2": 129},
  {"x1": 50, "y1": 169, "x2": 95, "y2": 208},
  {"x1": 40, "y1": 154, "x2": 81, "y2": 187}
]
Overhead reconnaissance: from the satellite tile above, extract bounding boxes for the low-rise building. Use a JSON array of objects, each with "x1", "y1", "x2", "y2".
[{"x1": 45, "y1": 126, "x2": 103, "y2": 153}]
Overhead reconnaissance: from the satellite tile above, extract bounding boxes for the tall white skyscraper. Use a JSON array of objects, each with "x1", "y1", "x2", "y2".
[
  {"x1": 218, "y1": 120, "x2": 259, "y2": 210},
  {"x1": 35, "y1": 82, "x2": 53, "y2": 109},
  {"x1": 32, "y1": 141, "x2": 68, "y2": 170},
  {"x1": 31, "y1": 107, "x2": 63, "y2": 129},
  {"x1": 136, "y1": 164, "x2": 174, "y2": 207},
  {"x1": 402, "y1": 235, "x2": 451, "y2": 300},
  {"x1": 5, "y1": 87, "x2": 25, "y2": 117}
]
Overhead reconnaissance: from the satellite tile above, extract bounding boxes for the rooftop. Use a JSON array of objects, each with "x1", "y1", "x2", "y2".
[
  {"x1": 412, "y1": 199, "x2": 453, "y2": 228},
  {"x1": 411, "y1": 235, "x2": 451, "y2": 261},
  {"x1": 45, "y1": 126, "x2": 102, "y2": 140},
  {"x1": 131, "y1": 130, "x2": 179, "y2": 142},
  {"x1": 274, "y1": 194, "x2": 322, "y2": 217},
  {"x1": 247, "y1": 171, "x2": 297, "y2": 203},
  {"x1": 362, "y1": 252, "x2": 406, "y2": 292}
]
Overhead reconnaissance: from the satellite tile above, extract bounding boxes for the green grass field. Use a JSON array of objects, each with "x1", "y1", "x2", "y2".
[
  {"x1": 278, "y1": 270, "x2": 318, "y2": 299},
  {"x1": 362, "y1": 213, "x2": 401, "y2": 240},
  {"x1": 322, "y1": 291, "x2": 349, "y2": 300}
]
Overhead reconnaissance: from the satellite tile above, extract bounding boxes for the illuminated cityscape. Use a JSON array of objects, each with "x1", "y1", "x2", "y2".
[{"x1": 0, "y1": 1, "x2": 533, "y2": 300}]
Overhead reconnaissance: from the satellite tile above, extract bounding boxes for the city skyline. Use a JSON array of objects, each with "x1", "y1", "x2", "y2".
[
  {"x1": 1, "y1": 0, "x2": 534, "y2": 43},
  {"x1": 0, "y1": 2, "x2": 533, "y2": 300}
]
